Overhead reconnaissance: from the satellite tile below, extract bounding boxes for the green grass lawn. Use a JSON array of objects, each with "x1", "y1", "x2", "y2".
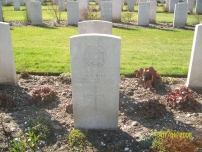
[
  {"x1": 11, "y1": 26, "x2": 194, "y2": 76},
  {"x1": 2, "y1": 4, "x2": 197, "y2": 76}
]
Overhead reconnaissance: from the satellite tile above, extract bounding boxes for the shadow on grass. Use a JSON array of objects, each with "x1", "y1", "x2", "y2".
[{"x1": 0, "y1": 83, "x2": 68, "y2": 151}]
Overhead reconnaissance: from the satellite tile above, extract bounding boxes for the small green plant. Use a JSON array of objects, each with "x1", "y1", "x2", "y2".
[
  {"x1": 67, "y1": 129, "x2": 87, "y2": 149},
  {"x1": 20, "y1": 70, "x2": 30, "y2": 79},
  {"x1": 9, "y1": 130, "x2": 38, "y2": 152},
  {"x1": 151, "y1": 136, "x2": 167, "y2": 152},
  {"x1": 0, "y1": 94, "x2": 15, "y2": 108},
  {"x1": 31, "y1": 86, "x2": 58, "y2": 106},
  {"x1": 59, "y1": 73, "x2": 71, "y2": 84},
  {"x1": 9, "y1": 139, "x2": 27, "y2": 152},
  {"x1": 162, "y1": 77, "x2": 176, "y2": 84},
  {"x1": 27, "y1": 130, "x2": 38, "y2": 148},
  {"x1": 28, "y1": 117, "x2": 52, "y2": 140},
  {"x1": 139, "y1": 133, "x2": 154, "y2": 149}
]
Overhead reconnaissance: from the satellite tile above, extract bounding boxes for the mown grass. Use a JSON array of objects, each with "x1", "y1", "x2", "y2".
[
  {"x1": 11, "y1": 26, "x2": 194, "y2": 76},
  {"x1": 2, "y1": 3, "x2": 197, "y2": 76}
]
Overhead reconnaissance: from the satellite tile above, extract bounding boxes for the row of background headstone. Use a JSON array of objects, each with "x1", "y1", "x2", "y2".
[{"x1": 1, "y1": 0, "x2": 201, "y2": 26}]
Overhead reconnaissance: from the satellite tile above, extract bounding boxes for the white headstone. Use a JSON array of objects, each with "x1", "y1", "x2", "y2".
[
  {"x1": 7, "y1": 0, "x2": 13, "y2": 5},
  {"x1": 169, "y1": 0, "x2": 179, "y2": 13},
  {"x1": 67, "y1": 1, "x2": 79, "y2": 26},
  {"x1": 139, "y1": 0, "x2": 147, "y2": 2},
  {"x1": 36, "y1": 0, "x2": 44, "y2": 5},
  {"x1": 13, "y1": 0, "x2": 20, "y2": 11},
  {"x1": 101, "y1": 1, "x2": 112, "y2": 22},
  {"x1": 53, "y1": 0, "x2": 58, "y2": 4},
  {"x1": 123, "y1": 0, "x2": 127, "y2": 4},
  {"x1": 110, "y1": 0, "x2": 122, "y2": 22},
  {"x1": 173, "y1": 3, "x2": 187, "y2": 27},
  {"x1": 196, "y1": 0, "x2": 202, "y2": 13},
  {"x1": 1, "y1": 0, "x2": 6, "y2": 5},
  {"x1": 30, "y1": 1, "x2": 42, "y2": 25},
  {"x1": 0, "y1": 22, "x2": 17, "y2": 85},
  {"x1": 95, "y1": 0, "x2": 101, "y2": 6},
  {"x1": 128, "y1": 0, "x2": 137, "y2": 12},
  {"x1": 187, "y1": 24, "x2": 202, "y2": 88},
  {"x1": 78, "y1": 0, "x2": 89, "y2": 21},
  {"x1": 149, "y1": 1, "x2": 157, "y2": 23},
  {"x1": 78, "y1": 20, "x2": 112, "y2": 34},
  {"x1": 165, "y1": 0, "x2": 170, "y2": 11},
  {"x1": 70, "y1": 34, "x2": 121, "y2": 130},
  {"x1": 19, "y1": 0, "x2": 24, "y2": 5},
  {"x1": 138, "y1": 2, "x2": 150, "y2": 26},
  {"x1": 58, "y1": 0, "x2": 65, "y2": 11},
  {"x1": 26, "y1": 0, "x2": 34, "y2": 22},
  {"x1": 0, "y1": 2, "x2": 2, "y2": 22},
  {"x1": 187, "y1": 0, "x2": 195, "y2": 12}
]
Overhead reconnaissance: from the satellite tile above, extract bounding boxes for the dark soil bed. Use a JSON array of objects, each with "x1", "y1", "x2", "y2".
[{"x1": 0, "y1": 74, "x2": 202, "y2": 152}]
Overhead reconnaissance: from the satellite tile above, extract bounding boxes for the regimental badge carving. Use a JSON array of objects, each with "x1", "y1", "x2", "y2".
[{"x1": 84, "y1": 45, "x2": 107, "y2": 68}]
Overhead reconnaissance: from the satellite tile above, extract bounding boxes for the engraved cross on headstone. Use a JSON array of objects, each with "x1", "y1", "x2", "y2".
[{"x1": 87, "y1": 85, "x2": 104, "y2": 110}]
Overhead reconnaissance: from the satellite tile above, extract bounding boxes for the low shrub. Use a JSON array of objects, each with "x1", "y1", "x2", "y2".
[{"x1": 31, "y1": 86, "x2": 58, "y2": 106}]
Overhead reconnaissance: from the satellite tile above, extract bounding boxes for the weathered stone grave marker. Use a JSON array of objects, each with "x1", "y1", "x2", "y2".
[
  {"x1": 0, "y1": 0, "x2": 6, "y2": 6},
  {"x1": 70, "y1": 34, "x2": 121, "y2": 129},
  {"x1": 196, "y1": 0, "x2": 202, "y2": 13},
  {"x1": 19, "y1": 0, "x2": 24, "y2": 5},
  {"x1": 187, "y1": 0, "x2": 195, "y2": 12},
  {"x1": 7, "y1": 0, "x2": 13, "y2": 5},
  {"x1": 78, "y1": 20, "x2": 112, "y2": 34},
  {"x1": 173, "y1": 3, "x2": 187, "y2": 27},
  {"x1": 58, "y1": 0, "x2": 65, "y2": 11},
  {"x1": 30, "y1": 1, "x2": 42, "y2": 25},
  {"x1": 187, "y1": 24, "x2": 202, "y2": 88},
  {"x1": 101, "y1": 1, "x2": 112, "y2": 22},
  {"x1": 169, "y1": 0, "x2": 179, "y2": 13},
  {"x1": 110, "y1": 0, "x2": 122, "y2": 22},
  {"x1": 67, "y1": 1, "x2": 79, "y2": 26},
  {"x1": 0, "y1": 22, "x2": 17, "y2": 85},
  {"x1": 78, "y1": 0, "x2": 89, "y2": 21},
  {"x1": 0, "y1": 2, "x2": 2, "y2": 22},
  {"x1": 148, "y1": 0, "x2": 157, "y2": 23},
  {"x1": 128, "y1": 0, "x2": 137, "y2": 12},
  {"x1": 138, "y1": 2, "x2": 150, "y2": 26},
  {"x1": 14, "y1": 0, "x2": 20, "y2": 11}
]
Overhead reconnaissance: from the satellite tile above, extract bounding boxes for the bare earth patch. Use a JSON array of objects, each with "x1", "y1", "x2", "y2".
[
  {"x1": 0, "y1": 75, "x2": 202, "y2": 152},
  {"x1": 8, "y1": 21, "x2": 196, "y2": 31}
]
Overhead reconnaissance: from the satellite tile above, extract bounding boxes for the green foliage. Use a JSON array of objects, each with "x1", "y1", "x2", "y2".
[
  {"x1": 151, "y1": 136, "x2": 167, "y2": 152},
  {"x1": 162, "y1": 77, "x2": 176, "y2": 84},
  {"x1": 59, "y1": 73, "x2": 71, "y2": 84},
  {"x1": 67, "y1": 129, "x2": 87, "y2": 149},
  {"x1": 139, "y1": 133, "x2": 154, "y2": 149},
  {"x1": 28, "y1": 117, "x2": 52, "y2": 140},
  {"x1": 31, "y1": 86, "x2": 58, "y2": 106},
  {"x1": 9, "y1": 140, "x2": 26, "y2": 152},
  {"x1": 27, "y1": 130, "x2": 38, "y2": 148},
  {"x1": 9, "y1": 130, "x2": 38, "y2": 152},
  {"x1": 11, "y1": 26, "x2": 194, "y2": 75}
]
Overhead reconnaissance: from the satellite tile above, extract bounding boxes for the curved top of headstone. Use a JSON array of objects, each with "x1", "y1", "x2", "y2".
[{"x1": 78, "y1": 20, "x2": 112, "y2": 35}]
